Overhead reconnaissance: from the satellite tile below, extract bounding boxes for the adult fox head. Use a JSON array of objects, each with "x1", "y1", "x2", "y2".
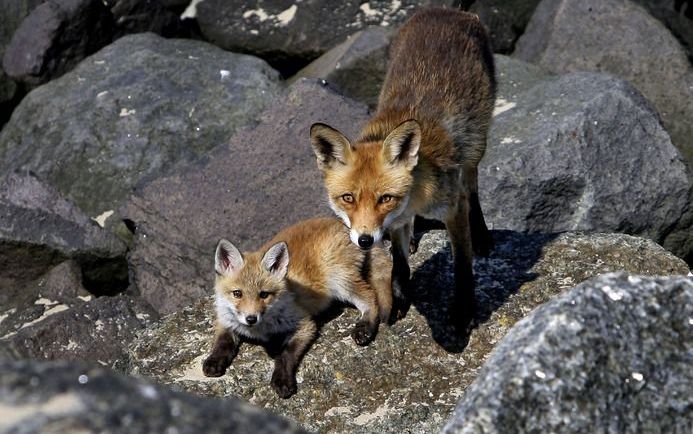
[
  {"x1": 310, "y1": 119, "x2": 421, "y2": 249},
  {"x1": 214, "y1": 239, "x2": 290, "y2": 328}
]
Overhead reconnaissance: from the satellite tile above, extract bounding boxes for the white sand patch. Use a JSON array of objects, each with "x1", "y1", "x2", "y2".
[
  {"x1": 78, "y1": 295, "x2": 92, "y2": 302},
  {"x1": 119, "y1": 108, "x2": 136, "y2": 117},
  {"x1": 175, "y1": 354, "x2": 222, "y2": 383},
  {"x1": 351, "y1": 403, "x2": 393, "y2": 426},
  {"x1": 493, "y1": 98, "x2": 516, "y2": 116},
  {"x1": 19, "y1": 304, "x2": 69, "y2": 330},
  {"x1": 91, "y1": 210, "x2": 113, "y2": 228},
  {"x1": 35, "y1": 297, "x2": 58, "y2": 306},
  {"x1": 181, "y1": 0, "x2": 204, "y2": 19},
  {"x1": 243, "y1": 8, "x2": 269, "y2": 21},
  {"x1": 359, "y1": 2, "x2": 379, "y2": 17},
  {"x1": 276, "y1": 5, "x2": 297, "y2": 26},
  {"x1": 325, "y1": 406, "x2": 353, "y2": 417}
]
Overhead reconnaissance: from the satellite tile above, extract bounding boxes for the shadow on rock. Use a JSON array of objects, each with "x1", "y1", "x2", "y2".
[{"x1": 409, "y1": 229, "x2": 557, "y2": 353}]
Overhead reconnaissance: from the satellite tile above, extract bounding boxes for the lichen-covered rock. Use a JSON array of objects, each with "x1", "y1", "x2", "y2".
[
  {"x1": 444, "y1": 272, "x2": 693, "y2": 433},
  {"x1": 0, "y1": 172, "x2": 127, "y2": 295},
  {"x1": 122, "y1": 79, "x2": 369, "y2": 315},
  {"x1": 127, "y1": 230, "x2": 688, "y2": 433},
  {"x1": 0, "y1": 360, "x2": 307, "y2": 434},
  {"x1": 514, "y1": 0, "x2": 693, "y2": 171},
  {"x1": 482, "y1": 56, "x2": 692, "y2": 264},
  {"x1": 0, "y1": 33, "x2": 282, "y2": 215},
  {"x1": 194, "y1": 0, "x2": 455, "y2": 75},
  {"x1": 291, "y1": 26, "x2": 393, "y2": 108}
]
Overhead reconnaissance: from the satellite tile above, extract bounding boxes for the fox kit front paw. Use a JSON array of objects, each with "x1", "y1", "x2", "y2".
[
  {"x1": 271, "y1": 366, "x2": 298, "y2": 399},
  {"x1": 351, "y1": 320, "x2": 377, "y2": 346},
  {"x1": 202, "y1": 354, "x2": 230, "y2": 377}
]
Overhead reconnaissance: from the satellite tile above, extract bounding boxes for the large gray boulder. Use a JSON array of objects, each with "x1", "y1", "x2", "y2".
[
  {"x1": 194, "y1": 0, "x2": 454, "y2": 75},
  {"x1": 482, "y1": 55, "x2": 692, "y2": 264},
  {"x1": 632, "y1": 0, "x2": 693, "y2": 62},
  {"x1": 0, "y1": 33, "x2": 282, "y2": 215},
  {"x1": 444, "y1": 272, "x2": 693, "y2": 433},
  {"x1": 514, "y1": 0, "x2": 693, "y2": 172},
  {"x1": 291, "y1": 26, "x2": 393, "y2": 108},
  {"x1": 467, "y1": 0, "x2": 542, "y2": 53},
  {"x1": 0, "y1": 360, "x2": 307, "y2": 433},
  {"x1": 122, "y1": 79, "x2": 369, "y2": 315},
  {"x1": 2, "y1": 0, "x2": 113, "y2": 86},
  {"x1": 0, "y1": 172, "x2": 127, "y2": 295},
  {"x1": 128, "y1": 230, "x2": 689, "y2": 433}
]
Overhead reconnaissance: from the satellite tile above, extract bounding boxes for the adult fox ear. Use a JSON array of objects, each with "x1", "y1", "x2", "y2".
[
  {"x1": 261, "y1": 242, "x2": 290, "y2": 280},
  {"x1": 382, "y1": 119, "x2": 420, "y2": 169},
  {"x1": 310, "y1": 123, "x2": 353, "y2": 169},
  {"x1": 215, "y1": 239, "x2": 243, "y2": 276}
]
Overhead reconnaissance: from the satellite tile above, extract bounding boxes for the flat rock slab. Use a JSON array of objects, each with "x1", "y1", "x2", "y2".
[
  {"x1": 0, "y1": 360, "x2": 307, "y2": 433},
  {"x1": 122, "y1": 79, "x2": 369, "y2": 315},
  {"x1": 482, "y1": 58, "x2": 691, "y2": 264},
  {"x1": 128, "y1": 230, "x2": 688, "y2": 433},
  {"x1": 445, "y1": 272, "x2": 693, "y2": 433},
  {"x1": 0, "y1": 33, "x2": 281, "y2": 215}
]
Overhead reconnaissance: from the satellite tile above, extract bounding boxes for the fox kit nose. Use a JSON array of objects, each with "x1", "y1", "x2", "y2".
[
  {"x1": 358, "y1": 234, "x2": 374, "y2": 249},
  {"x1": 245, "y1": 315, "x2": 258, "y2": 325}
]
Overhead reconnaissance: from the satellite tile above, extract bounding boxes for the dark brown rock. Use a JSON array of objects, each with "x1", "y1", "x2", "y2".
[{"x1": 122, "y1": 79, "x2": 369, "y2": 315}]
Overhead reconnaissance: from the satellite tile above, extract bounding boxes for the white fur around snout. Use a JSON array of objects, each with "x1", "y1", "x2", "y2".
[
  {"x1": 215, "y1": 291, "x2": 302, "y2": 341},
  {"x1": 349, "y1": 228, "x2": 384, "y2": 247}
]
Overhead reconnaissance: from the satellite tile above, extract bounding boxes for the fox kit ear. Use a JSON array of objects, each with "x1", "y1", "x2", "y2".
[
  {"x1": 382, "y1": 119, "x2": 421, "y2": 168},
  {"x1": 261, "y1": 241, "x2": 290, "y2": 280},
  {"x1": 215, "y1": 239, "x2": 243, "y2": 276},
  {"x1": 310, "y1": 123, "x2": 353, "y2": 169}
]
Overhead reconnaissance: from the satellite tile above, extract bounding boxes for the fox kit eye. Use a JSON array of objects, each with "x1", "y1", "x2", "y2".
[
  {"x1": 341, "y1": 193, "x2": 354, "y2": 203},
  {"x1": 379, "y1": 194, "x2": 394, "y2": 204},
  {"x1": 259, "y1": 291, "x2": 270, "y2": 299},
  {"x1": 232, "y1": 290, "x2": 242, "y2": 298}
]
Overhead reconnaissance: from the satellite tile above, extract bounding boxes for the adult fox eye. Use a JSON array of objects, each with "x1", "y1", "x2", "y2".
[
  {"x1": 259, "y1": 291, "x2": 270, "y2": 299},
  {"x1": 232, "y1": 290, "x2": 242, "y2": 298},
  {"x1": 341, "y1": 193, "x2": 354, "y2": 203}
]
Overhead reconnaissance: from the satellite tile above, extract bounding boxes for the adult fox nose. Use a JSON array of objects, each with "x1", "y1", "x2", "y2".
[
  {"x1": 246, "y1": 315, "x2": 258, "y2": 325},
  {"x1": 358, "y1": 234, "x2": 374, "y2": 249}
]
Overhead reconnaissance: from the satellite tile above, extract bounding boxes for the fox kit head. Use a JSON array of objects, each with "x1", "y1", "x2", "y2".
[
  {"x1": 214, "y1": 239, "x2": 290, "y2": 328},
  {"x1": 310, "y1": 119, "x2": 420, "y2": 249}
]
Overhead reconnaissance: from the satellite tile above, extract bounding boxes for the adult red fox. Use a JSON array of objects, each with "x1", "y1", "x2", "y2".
[
  {"x1": 310, "y1": 7, "x2": 495, "y2": 332},
  {"x1": 202, "y1": 218, "x2": 392, "y2": 398}
]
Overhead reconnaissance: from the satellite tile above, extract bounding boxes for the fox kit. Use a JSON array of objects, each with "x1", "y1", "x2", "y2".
[
  {"x1": 310, "y1": 8, "x2": 495, "y2": 331},
  {"x1": 202, "y1": 218, "x2": 392, "y2": 398}
]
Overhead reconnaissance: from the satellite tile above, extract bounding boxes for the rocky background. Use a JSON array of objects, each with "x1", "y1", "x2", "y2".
[{"x1": 0, "y1": 0, "x2": 691, "y2": 433}]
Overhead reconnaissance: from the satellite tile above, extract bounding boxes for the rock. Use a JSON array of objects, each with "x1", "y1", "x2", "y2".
[
  {"x1": 0, "y1": 0, "x2": 44, "y2": 125},
  {"x1": 1, "y1": 291, "x2": 156, "y2": 369},
  {"x1": 291, "y1": 26, "x2": 393, "y2": 108},
  {"x1": 195, "y1": 0, "x2": 455, "y2": 76},
  {"x1": 444, "y1": 272, "x2": 693, "y2": 433},
  {"x1": 481, "y1": 56, "x2": 692, "y2": 264},
  {"x1": 514, "y1": 0, "x2": 693, "y2": 172},
  {"x1": 122, "y1": 79, "x2": 369, "y2": 315},
  {"x1": 0, "y1": 172, "x2": 127, "y2": 295},
  {"x1": 466, "y1": 0, "x2": 542, "y2": 53},
  {"x1": 632, "y1": 0, "x2": 693, "y2": 62},
  {"x1": 0, "y1": 360, "x2": 308, "y2": 433},
  {"x1": 106, "y1": 0, "x2": 195, "y2": 38},
  {"x1": 2, "y1": 0, "x2": 114, "y2": 85},
  {"x1": 0, "y1": 33, "x2": 282, "y2": 215},
  {"x1": 127, "y1": 230, "x2": 689, "y2": 433}
]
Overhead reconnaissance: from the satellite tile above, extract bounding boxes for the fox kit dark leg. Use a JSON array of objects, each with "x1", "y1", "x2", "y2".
[
  {"x1": 445, "y1": 187, "x2": 477, "y2": 334},
  {"x1": 271, "y1": 318, "x2": 317, "y2": 399},
  {"x1": 389, "y1": 219, "x2": 413, "y2": 322},
  {"x1": 465, "y1": 165, "x2": 493, "y2": 256},
  {"x1": 203, "y1": 322, "x2": 241, "y2": 377}
]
